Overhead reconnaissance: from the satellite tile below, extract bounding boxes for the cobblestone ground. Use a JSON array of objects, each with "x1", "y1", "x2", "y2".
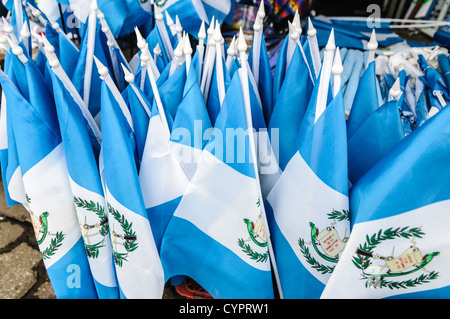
[{"x1": 0, "y1": 179, "x2": 182, "y2": 299}]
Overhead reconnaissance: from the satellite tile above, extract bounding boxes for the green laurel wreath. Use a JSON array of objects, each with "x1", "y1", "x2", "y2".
[
  {"x1": 74, "y1": 197, "x2": 110, "y2": 259},
  {"x1": 108, "y1": 204, "x2": 138, "y2": 267},
  {"x1": 353, "y1": 226, "x2": 439, "y2": 289},
  {"x1": 327, "y1": 209, "x2": 350, "y2": 222},
  {"x1": 237, "y1": 238, "x2": 269, "y2": 263},
  {"x1": 41, "y1": 231, "x2": 65, "y2": 260},
  {"x1": 26, "y1": 195, "x2": 65, "y2": 260},
  {"x1": 298, "y1": 238, "x2": 335, "y2": 274},
  {"x1": 297, "y1": 209, "x2": 350, "y2": 274}
]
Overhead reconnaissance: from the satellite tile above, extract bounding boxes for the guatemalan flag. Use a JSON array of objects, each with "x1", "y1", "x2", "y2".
[
  {"x1": 321, "y1": 96, "x2": 450, "y2": 299},
  {"x1": 47, "y1": 56, "x2": 120, "y2": 298},
  {"x1": 160, "y1": 69, "x2": 275, "y2": 299},
  {"x1": 0, "y1": 52, "x2": 98, "y2": 298},
  {"x1": 266, "y1": 46, "x2": 350, "y2": 299},
  {"x1": 99, "y1": 70, "x2": 164, "y2": 299}
]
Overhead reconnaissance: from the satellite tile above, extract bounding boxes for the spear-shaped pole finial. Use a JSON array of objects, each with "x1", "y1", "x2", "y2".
[
  {"x1": 367, "y1": 28, "x2": 378, "y2": 66},
  {"x1": 326, "y1": 28, "x2": 336, "y2": 52},
  {"x1": 389, "y1": 77, "x2": 402, "y2": 101},
  {"x1": 332, "y1": 47, "x2": 343, "y2": 98}
]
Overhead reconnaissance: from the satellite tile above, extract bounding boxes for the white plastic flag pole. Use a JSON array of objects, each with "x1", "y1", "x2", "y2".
[
  {"x1": 225, "y1": 36, "x2": 237, "y2": 72},
  {"x1": 144, "y1": 49, "x2": 171, "y2": 138},
  {"x1": 13, "y1": 0, "x2": 23, "y2": 42},
  {"x1": 200, "y1": 29, "x2": 216, "y2": 99},
  {"x1": 121, "y1": 63, "x2": 152, "y2": 118},
  {"x1": 2, "y1": 17, "x2": 18, "y2": 43},
  {"x1": 135, "y1": 27, "x2": 161, "y2": 81},
  {"x1": 153, "y1": 43, "x2": 162, "y2": 65},
  {"x1": 83, "y1": 5, "x2": 98, "y2": 108},
  {"x1": 165, "y1": 11, "x2": 177, "y2": 36},
  {"x1": 196, "y1": 21, "x2": 207, "y2": 82},
  {"x1": 286, "y1": 21, "x2": 299, "y2": 73},
  {"x1": 94, "y1": 56, "x2": 134, "y2": 132},
  {"x1": 135, "y1": 27, "x2": 148, "y2": 91},
  {"x1": 252, "y1": 15, "x2": 263, "y2": 87},
  {"x1": 332, "y1": 47, "x2": 343, "y2": 98},
  {"x1": 19, "y1": 21, "x2": 30, "y2": 55},
  {"x1": 214, "y1": 23, "x2": 226, "y2": 106},
  {"x1": 315, "y1": 29, "x2": 335, "y2": 123},
  {"x1": 169, "y1": 36, "x2": 185, "y2": 77},
  {"x1": 175, "y1": 16, "x2": 183, "y2": 42},
  {"x1": 293, "y1": 14, "x2": 315, "y2": 84},
  {"x1": 154, "y1": 4, "x2": 174, "y2": 60},
  {"x1": 42, "y1": 37, "x2": 102, "y2": 145},
  {"x1": 184, "y1": 34, "x2": 193, "y2": 76},
  {"x1": 367, "y1": 29, "x2": 378, "y2": 67},
  {"x1": 97, "y1": 8, "x2": 131, "y2": 71},
  {"x1": 27, "y1": 4, "x2": 48, "y2": 26},
  {"x1": 237, "y1": 28, "x2": 284, "y2": 299},
  {"x1": 307, "y1": 17, "x2": 322, "y2": 79},
  {"x1": 201, "y1": 17, "x2": 215, "y2": 83}
]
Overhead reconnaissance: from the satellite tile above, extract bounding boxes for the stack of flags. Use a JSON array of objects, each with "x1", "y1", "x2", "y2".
[{"x1": 0, "y1": 0, "x2": 450, "y2": 299}]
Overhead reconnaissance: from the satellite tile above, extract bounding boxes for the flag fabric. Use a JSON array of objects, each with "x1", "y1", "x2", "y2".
[
  {"x1": 122, "y1": 78, "x2": 152, "y2": 164},
  {"x1": 201, "y1": 0, "x2": 233, "y2": 25},
  {"x1": 0, "y1": 55, "x2": 98, "y2": 299},
  {"x1": 322, "y1": 101, "x2": 450, "y2": 299},
  {"x1": 347, "y1": 95, "x2": 404, "y2": 185},
  {"x1": 71, "y1": 14, "x2": 115, "y2": 121},
  {"x1": 48, "y1": 60, "x2": 120, "y2": 299},
  {"x1": 346, "y1": 61, "x2": 379, "y2": 140},
  {"x1": 266, "y1": 46, "x2": 349, "y2": 298},
  {"x1": 268, "y1": 45, "x2": 314, "y2": 172},
  {"x1": 249, "y1": 32, "x2": 274, "y2": 124},
  {"x1": 417, "y1": 54, "x2": 450, "y2": 112},
  {"x1": 100, "y1": 77, "x2": 164, "y2": 299},
  {"x1": 152, "y1": 0, "x2": 208, "y2": 38},
  {"x1": 138, "y1": 74, "x2": 189, "y2": 251},
  {"x1": 160, "y1": 69, "x2": 275, "y2": 299},
  {"x1": 438, "y1": 54, "x2": 450, "y2": 96}
]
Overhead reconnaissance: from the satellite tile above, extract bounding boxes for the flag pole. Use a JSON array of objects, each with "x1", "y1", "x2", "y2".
[
  {"x1": 121, "y1": 63, "x2": 152, "y2": 118},
  {"x1": 214, "y1": 23, "x2": 226, "y2": 106},
  {"x1": 93, "y1": 55, "x2": 135, "y2": 132},
  {"x1": 307, "y1": 17, "x2": 321, "y2": 79},
  {"x1": 184, "y1": 33, "x2": 193, "y2": 75},
  {"x1": 196, "y1": 21, "x2": 206, "y2": 83},
  {"x1": 367, "y1": 29, "x2": 378, "y2": 67},
  {"x1": 237, "y1": 27, "x2": 284, "y2": 299},
  {"x1": 225, "y1": 36, "x2": 237, "y2": 72},
  {"x1": 42, "y1": 36, "x2": 102, "y2": 146},
  {"x1": 58, "y1": 3, "x2": 67, "y2": 34},
  {"x1": 332, "y1": 47, "x2": 343, "y2": 98}
]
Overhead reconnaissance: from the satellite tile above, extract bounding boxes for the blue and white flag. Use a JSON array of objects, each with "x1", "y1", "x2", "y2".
[
  {"x1": 322, "y1": 102, "x2": 450, "y2": 299},
  {"x1": 100, "y1": 77, "x2": 164, "y2": 299},
  {"x1": 0, "y1": 55, "x2": 98, "y2": 299},
  {"x1": 268, "y1": 45, "x2": 314, "y2": 171},
  {"x1": 160, "y1": 70, "x2": 275, "y2": 299},
  {"x1": 48, "y1": 59, "x2": 120, "y2": 299},
  {"x1": 266, "y1": 47, "x2": 349, "y2": 299}
]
